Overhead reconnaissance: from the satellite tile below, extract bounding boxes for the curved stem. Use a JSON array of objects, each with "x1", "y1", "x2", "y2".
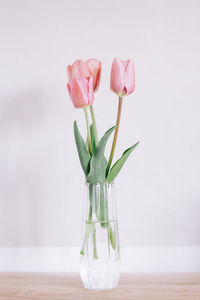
[
  {"x1": 83, "y1": 107, "x2": 92, "y2": 155},
  {"x1": 106, "y1": 97, "x2": 123, "y2": 175},
  {"x1": 90, "y1": 105, "x2": 98, "y2": 145}
]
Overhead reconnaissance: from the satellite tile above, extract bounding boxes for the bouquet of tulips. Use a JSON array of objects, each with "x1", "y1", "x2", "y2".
[
  {"x1": 67, "y1": 58, "x2": 139, "y2": 184},
  {"x1": 67, "y1": 58, "x2": 139, "y2": 259}
]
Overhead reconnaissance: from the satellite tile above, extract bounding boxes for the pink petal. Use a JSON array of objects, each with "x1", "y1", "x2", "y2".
[
  {"x1": 122, "y1": 60, "x2": 129, "y2": 70},
  {"x1": 86, "y1": 59, "x2": 101, "y2": 91},
  {"x1": 87, "y1": 76, "x2": 94, "y2": 106},
  {"x1": 68, "y1": 78, "x2": 88, "y2": 108},
  {"x1": 124, "y1": 60, "x2": 135, "y2": 95},
  {"x1": 71, "y1": 60, "x2": 91, "y2": 80},
  {"x1": 67, "y1": 81, "x2": 72, "y2": 98},
  {"x1": 67, "y1": 65, "x2": 72, "y2": 81},
  {"x1": 110, "y1": 57, "x2": 125, "y2": 95}
]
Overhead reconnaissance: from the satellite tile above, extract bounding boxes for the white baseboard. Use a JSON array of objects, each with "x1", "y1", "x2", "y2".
[{"x1": 0, "y1": 247, "x2": 200, "y2": 272}]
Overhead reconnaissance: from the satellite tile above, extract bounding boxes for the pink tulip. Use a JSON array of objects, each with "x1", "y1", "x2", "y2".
[
  {"x1": 110, "y1": 58, "x2": 135, "y2": 97},
  {"x1": 67, "y1": 59, "x2": 101, "y2": 92},
  {"x1": 67, "y1": 76, "x2": 94, "y2": 109}
]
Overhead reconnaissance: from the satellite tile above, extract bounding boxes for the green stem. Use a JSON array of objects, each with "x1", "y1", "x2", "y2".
[
  {"x1": 107, "y1": 225, "x2": 111, "y2": 258},
  {"x1": 90, "y1": 105, "x2": 98, "y2": 145},
  {"x1": 80, "y1": 207, "x2": 92, "y2": 256},
  {"x1": 92, "y1": 224, "x2": 98, "y2": 259},
  {"x1": 83, "y1": 107, "x2": 92, "y2": 155},
  {"x1": 106, "y1": 97, "x2": 123, "y2": 175}
]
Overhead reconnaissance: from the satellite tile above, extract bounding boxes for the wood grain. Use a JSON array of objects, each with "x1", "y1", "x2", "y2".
[{"x1": 0, "y1": 273, "x2": 199, "y2": 300}]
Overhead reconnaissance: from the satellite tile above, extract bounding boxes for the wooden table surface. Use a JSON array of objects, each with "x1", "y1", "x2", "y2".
[{"x1": 0, "y1": 273, "x2": 199, "y2": 299}]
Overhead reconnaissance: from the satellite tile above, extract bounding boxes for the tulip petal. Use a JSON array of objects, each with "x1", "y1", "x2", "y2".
[
  {"x1": 67, "y1": 78, "x2": 87, "y2": 108},
  {"x1": 67, "y1": 65, "x2": 72, "y2": 81},
  {"x1": 95, "y1": 64, "x2": 101, "y2": 91},
  {"x1": 87, "y1": 76, "x2": 94, "y2": 106},
  {"x1": 67, "y1": 81, "x2": 72, "y2": 98},
  {"x1": 71, "y1": 60, "x2": 91, "y2": 80},
  {"x1": 123, "y1": 60, "x2": 129, "y2": 69},
  {"x1": 86, "y1": 59, "x2": 101, "y2": 91},
  {"x1": 124, "y1": 60, "x2": 135, "y2": 95},
  {"x1": 67, "y1": 77, "x2": 94, "y2": 109},
  {"x1": 110, "y1": 57, "x2": 125, "y2": 95}
]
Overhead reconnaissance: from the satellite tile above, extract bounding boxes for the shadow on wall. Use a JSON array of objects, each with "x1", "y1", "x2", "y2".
[
  {"x1": 0, "y1": 89, "x2": 48, "y2": 128},
  {"x1": 0, "y1": 89, "x2": 54, "y2": 247}
]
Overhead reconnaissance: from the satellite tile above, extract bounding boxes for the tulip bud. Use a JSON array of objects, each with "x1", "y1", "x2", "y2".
[
  {"x1": 110, "y1": 58, "x2": 135, "y2": 97},
  {"x1": 67, "y1": 76, "x2": 94, "y2": 109}
]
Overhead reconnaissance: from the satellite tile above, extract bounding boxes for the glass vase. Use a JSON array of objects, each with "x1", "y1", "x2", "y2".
[{"x1": 80, "y1": 182, "x2": 120, "y2": 290}]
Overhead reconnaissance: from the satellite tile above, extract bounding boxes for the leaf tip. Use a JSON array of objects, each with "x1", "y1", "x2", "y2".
[{"x1": 73, "y1": 120, "x2": 78, "y2": 129}]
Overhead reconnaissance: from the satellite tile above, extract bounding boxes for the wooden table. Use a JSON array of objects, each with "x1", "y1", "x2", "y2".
[{"x1": 0, "y1": 273, "x2": 199, "y2": 299}]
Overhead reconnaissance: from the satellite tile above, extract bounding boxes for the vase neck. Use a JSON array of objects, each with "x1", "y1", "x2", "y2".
[{"x1": 83, "y1": 182, "x2": 117, "y2": 222}]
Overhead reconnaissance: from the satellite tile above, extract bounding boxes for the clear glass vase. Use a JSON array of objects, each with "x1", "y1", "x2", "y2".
[{"x1": 80, "y1": 182, "x2": 120, "y2": 290}]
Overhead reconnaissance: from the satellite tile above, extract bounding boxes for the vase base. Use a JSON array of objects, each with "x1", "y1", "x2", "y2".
[
  {"x1": 80, "y1": 256, "x2": 120, "y2": 290},
  {"x1": 83, "y1": 286, "x2": 118, "y2": 291}
]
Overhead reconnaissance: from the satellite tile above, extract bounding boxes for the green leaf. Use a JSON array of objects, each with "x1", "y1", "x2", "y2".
[
  {"x1": 106, "y1": 141, "x2": 140, "y2": 182},
  {"x1": 74, "y1": 121, "x2": 91, "y2": 176},
  {"x1": 90, "y1": 124, "x2": 96, "y2": 155},
  {"x1": 86, "y1": 126, "x2": 116, "y2": 183}
]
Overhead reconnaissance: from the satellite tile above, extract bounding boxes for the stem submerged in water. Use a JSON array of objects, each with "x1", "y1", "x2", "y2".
[
  {"x1": 80, "y1": 204, "x2": 92, "y2": 256},
  {"x1": 92, "y1": 224, "x2": 98, "y2": 259},
  {"x1": 81, "y1": 184, "x2": 117, "y2": 259},
  {"x1": 80, "y1": 184, "x2": 98, "y2": 259}
]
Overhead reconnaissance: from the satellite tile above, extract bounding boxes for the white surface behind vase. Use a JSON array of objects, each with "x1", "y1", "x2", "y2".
[
  {"x1": 0, "y1": 0, "x2": 200, "y2": 262},
  {"x1": 1, "y1": 247, "x2": 200, "y2": 272}
]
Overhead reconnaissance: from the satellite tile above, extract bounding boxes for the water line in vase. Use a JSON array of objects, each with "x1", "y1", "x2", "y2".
[{"x1": 80, "y1": 184, "x2": 118, "y2": 260}]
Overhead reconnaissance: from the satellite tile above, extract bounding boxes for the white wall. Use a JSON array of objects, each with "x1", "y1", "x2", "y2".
[{"x1": 0, "y1": 0, "x2": 200, "y2": 258}]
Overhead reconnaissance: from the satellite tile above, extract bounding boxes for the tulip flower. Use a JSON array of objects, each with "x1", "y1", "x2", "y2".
[
  {"x1": 110, "y1": 58, "x2": 135, "y2": 97},
  {"x1": 67, "y1": 58, "x2": 101, "y2": 146},
  {"x1": 67, "y1": 76, "x2": 94, "y2": 154},
  {"x1": 107, "y1": 58, "x2": 135, "y2": 174},
  {"x1": 67, "y1": 76, "x2": 94, "y2": 109},
  {"x1": 67, "y1": 59, "x2": 101, "y2": 92}
]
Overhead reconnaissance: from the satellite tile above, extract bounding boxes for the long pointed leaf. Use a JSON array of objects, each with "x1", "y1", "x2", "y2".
[
  {"x1": 87, "y1": 126, "x2": 116, "y2": 183},
  {"x1": 74, "y1": 121, "x2": 91, "y2": 176},
  {"x1": 106, "y1": 141, "x2": 140, "y2": 182}
]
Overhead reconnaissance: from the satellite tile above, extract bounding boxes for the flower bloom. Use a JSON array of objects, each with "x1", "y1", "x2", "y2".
[
  {"x1": 67, "y1": 76, "x2": 94, "y2": 109},
  {"x1": 67, "y1": 59, "x2": 101, "y2": 92},
  {"x1": 110, "y1": 58, "x2": 135, "y2": 97}
]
